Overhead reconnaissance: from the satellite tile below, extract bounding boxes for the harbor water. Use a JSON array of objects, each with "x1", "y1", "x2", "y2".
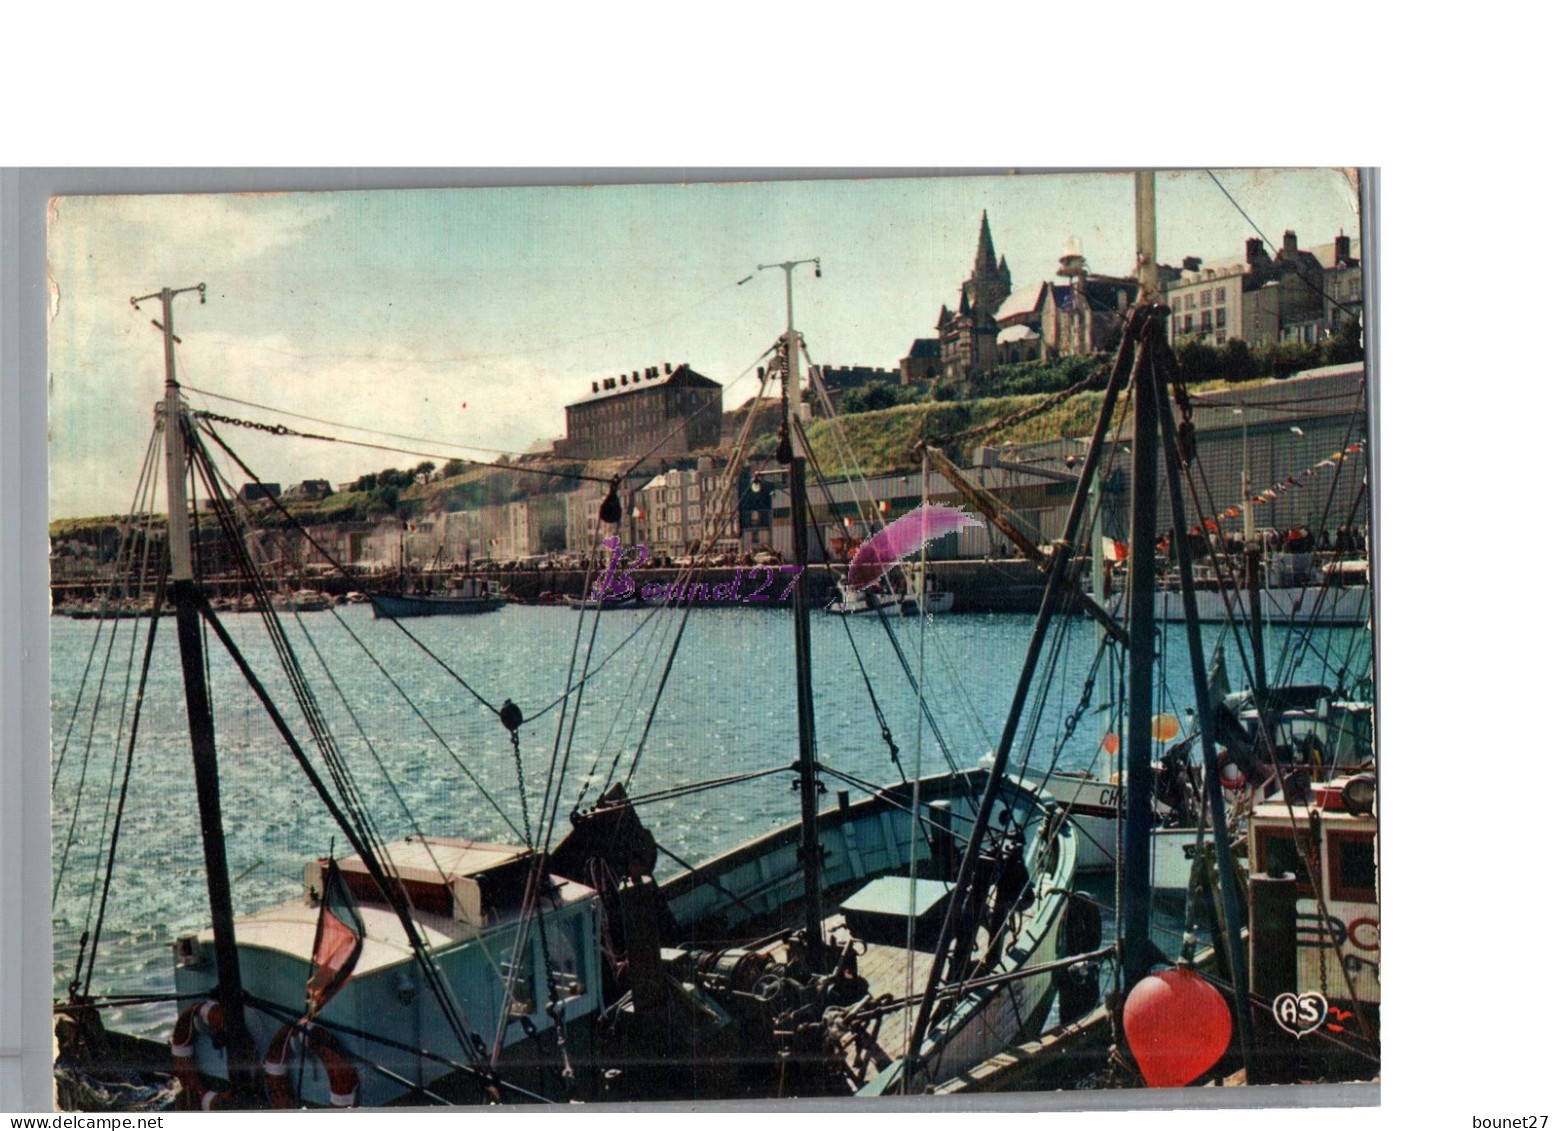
[{"x1": 49, "y1": 603, "x2": 1371, "y2": 1040}]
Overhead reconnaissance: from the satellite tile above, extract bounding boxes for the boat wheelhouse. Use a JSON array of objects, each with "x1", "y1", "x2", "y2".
[{"x1": 172, "y1": 838, "x2": 602, "y2": 1107}]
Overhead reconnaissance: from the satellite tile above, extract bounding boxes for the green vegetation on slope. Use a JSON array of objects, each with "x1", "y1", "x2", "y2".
[{"x1": 805, "y1": 391, "x2": 1124, "y2": 479}]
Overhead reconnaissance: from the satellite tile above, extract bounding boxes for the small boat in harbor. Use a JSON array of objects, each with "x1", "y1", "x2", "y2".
[
  {"x1": 369, "y1": 575, "x2": 505, "y2": 618},
  {"x1": 563, "y1": 593, "x2": 641, "y2": 611},
  {"x1": 827, "y1": 584, "x2": 901, "y2": 615},
  {"x1": 273, "y1": 588, "x2": 334, "y2": 613},
  {"x1": 897, "y1": 567, "x2": 953, "y2": 617}
]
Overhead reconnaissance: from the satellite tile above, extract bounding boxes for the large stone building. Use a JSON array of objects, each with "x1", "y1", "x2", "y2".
[
  {"x1": 993, "y1": 237, "x2": 1141, "y2": 366},
  {"x1": 900, "y1": 212, "x2": 1012, "y2": 385},
  {"x1": 561, "y1": 362, "x2": 722, "y2": 460},
  {"x1": 901, "y1": 219, "x2": 1143, "y2": 385},
  {"x1": 1165, "y1": 231, "x2": 1356, "y2": 349}
]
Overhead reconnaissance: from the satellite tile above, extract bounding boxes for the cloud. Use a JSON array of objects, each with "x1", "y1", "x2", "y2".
[{"x1": 49, "y1": 324, "x2": 582, "y2": 518}]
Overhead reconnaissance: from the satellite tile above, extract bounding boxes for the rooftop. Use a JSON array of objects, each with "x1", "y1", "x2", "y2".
[{"x1": 568, "y1": 362, "x2": 716, "y2": 407}]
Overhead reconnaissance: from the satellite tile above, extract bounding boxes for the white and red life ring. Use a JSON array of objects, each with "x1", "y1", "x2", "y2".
[
  {"x1": 1217, "y1": 750, "x2": 1247, "y2": 792},
  {"x1": 170, "y1": 1000, "x2": 234, "y2": 1110},
  {"x1": 263, "y1": 1020, "x2": 359, "y2": 1108}
]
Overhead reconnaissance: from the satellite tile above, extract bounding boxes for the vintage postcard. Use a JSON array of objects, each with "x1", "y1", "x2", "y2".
[{"x1": 46, "y1": 170, "x2": 1375, "y2": 1111}]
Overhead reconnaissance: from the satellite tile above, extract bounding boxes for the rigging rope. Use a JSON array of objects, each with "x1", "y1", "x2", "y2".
[
  {"x1": 77, "y1": 563, "x2": 167, "y2": 998},
  {"x1": 189, "y1": 404, "x2": 617, "y2": 486},
  {"x1": 53, "y1": 430, "x2": 165, "y2": 911},
  {"x1": 186, "y1": 424, "x2": 491, "y2": 1074},
  {"x1": 198, "y1": 422, "x2": 503, "y2": 718},
  {"x1": 790, "y1": 424, "x2": 975, "y2": 803}
]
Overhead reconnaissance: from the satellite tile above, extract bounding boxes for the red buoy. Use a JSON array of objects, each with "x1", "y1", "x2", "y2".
[{"x1": 1123, "y1": 967, "x2": 1232, "y2": 1087}]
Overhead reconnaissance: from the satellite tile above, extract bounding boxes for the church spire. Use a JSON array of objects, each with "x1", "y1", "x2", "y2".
[{"x1": 974, "y1": 210, "x2": 998, "y2": 275}]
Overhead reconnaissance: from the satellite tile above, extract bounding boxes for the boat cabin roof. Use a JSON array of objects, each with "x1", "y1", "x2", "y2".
[{"x1": 198, "y1": 838, "x2": 597, "y2": 973}]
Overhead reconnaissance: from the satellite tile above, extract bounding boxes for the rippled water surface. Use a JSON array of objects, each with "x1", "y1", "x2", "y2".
[{"x1": 50, "y1": 602, "x2": 1370, "y2": 1037}]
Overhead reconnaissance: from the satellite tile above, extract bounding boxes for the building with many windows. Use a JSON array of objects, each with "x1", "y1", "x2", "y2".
[
  {"x1": 561, "y1": 363, "x2": 722, "y2": 460},
  {"x1": 1165, "y1": 231, "x2": 1355, "y2": 349}
]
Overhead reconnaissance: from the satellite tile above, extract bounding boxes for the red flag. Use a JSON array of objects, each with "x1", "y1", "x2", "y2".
[
  {"x1": 305, "y1": 859, "x2": 364, "y2": 1018},
  {"x1": 1102, "y1": 536, "x2": 1129, "y2": 563}
]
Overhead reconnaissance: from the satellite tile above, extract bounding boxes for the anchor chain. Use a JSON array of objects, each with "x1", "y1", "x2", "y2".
[{"x1": 191, "y1": 409, "x2": 336, "y2": 443}]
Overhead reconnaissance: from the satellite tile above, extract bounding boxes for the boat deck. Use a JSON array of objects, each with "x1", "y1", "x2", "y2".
[
  {"x1": 851, "y1": 936, "x2": 937, "y2": 1078},
  {"x1": 817, "y1": 908, "x2": 992, "y2": 1089}
]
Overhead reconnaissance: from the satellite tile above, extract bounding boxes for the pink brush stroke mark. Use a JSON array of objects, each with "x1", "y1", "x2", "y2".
[{"x1": 846, "y1": 504, "x2": 981, "y2": 591}]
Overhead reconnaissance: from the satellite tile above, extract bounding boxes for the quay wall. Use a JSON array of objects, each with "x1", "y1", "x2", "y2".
[{"x1": 52, "y1": 560, "x2": 1067, "y2": 614}]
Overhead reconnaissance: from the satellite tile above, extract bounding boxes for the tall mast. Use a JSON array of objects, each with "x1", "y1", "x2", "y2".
[
  {"x1": 758, "y1": 257, "x2": 825, "y2": 962},
  {"x1": 1150, "y1": 363, "x2": 1258, "y2": 1076},
  {"x1": 900, "y1": 299, "x2": 1146, "y2": 1089},
  {"x1": 134, "y1": 283, "x2": 261, "y2": 1100},
  {"x1": 1120, "y1": 173, "x2": 1161, "y2": 988},
  {"x1": 1119, "y1": 174, "x2": 1255, "y2": 1077}
]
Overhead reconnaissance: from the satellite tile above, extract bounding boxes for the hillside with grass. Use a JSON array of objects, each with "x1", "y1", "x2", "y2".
[{"x1": 804, "y1": 390, "x2": 1127, "y2": 479}]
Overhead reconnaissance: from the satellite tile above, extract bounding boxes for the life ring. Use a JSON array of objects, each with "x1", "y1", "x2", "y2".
[
  {"x1": 170, "y1": 1000, "x2": 234, "y2": 1110},
  {"x1": 264, "y1": 1020, "x2": 359, "y2": 1108},
  {"x1": 1216, "y1": 750, "x2": 1247, "y2": 792}
]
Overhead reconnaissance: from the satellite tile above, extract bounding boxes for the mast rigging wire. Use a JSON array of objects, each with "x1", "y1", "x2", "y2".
[
  {"x1": 52, "y1": 430, "x2": 165, "y2": 910},
  {"x1": 76, "y1": 563, "x2": 167, "y2": 999},
  {"x1": 186, "y1": 422, "x2": 491, "y2": 1074}
]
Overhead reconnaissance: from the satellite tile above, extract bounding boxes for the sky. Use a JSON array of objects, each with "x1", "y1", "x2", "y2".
[{"x1": 46, "y1": 169, "x2": 1361, "y2": 518}]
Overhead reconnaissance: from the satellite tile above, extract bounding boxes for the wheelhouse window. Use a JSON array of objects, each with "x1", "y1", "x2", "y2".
[{"x1": 1328, "y1": 829, "x2": 1378, "y2": 903}]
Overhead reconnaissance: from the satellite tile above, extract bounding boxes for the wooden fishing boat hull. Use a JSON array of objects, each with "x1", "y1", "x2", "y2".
[
  {"x1": 656, "y1": 768, "x2": 1079, "y2": 1095},
  {"x1": 1022, "y1": 772, "x2": 1197, "y2": 893},
  {"x1": 897, "y1": 591, "x2": 953, "y2": 616},
  {"x1": 369, "y1": 593, "x2": 506, "y2": 618}
]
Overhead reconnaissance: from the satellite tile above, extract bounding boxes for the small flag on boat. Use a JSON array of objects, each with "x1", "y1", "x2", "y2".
[
  {"x1": 1102, "y1": 537, "x2": 1129, "y2": 563},
  {"x1": 304, "y1": 859, "x2": 364, "y2": 1019}
]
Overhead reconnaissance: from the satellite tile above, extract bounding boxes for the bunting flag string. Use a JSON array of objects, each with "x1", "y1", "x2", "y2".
[{"x1": 1215, "y1": 439, "x2": 1367, "y2": 519}]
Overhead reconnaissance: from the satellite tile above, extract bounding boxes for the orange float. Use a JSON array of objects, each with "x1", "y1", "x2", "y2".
[{"x1": 1122, "y1": 967, "x2": 1232, "y2": 1087}]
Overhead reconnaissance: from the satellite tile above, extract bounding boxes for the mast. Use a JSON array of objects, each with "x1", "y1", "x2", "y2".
[
  {"x1": 758, "y1": 257, "x2": 825, "y2": 962},
  {"x1": 900, "y1": 299, "x2": 1147, "y2": 1088},
  {"x1": 1117, "y1": 173, "x2": 1255, "y2": 1078},
  {"x1": 1149, "y1": 355, "x2": 1258, "y2": 1077},
  {"x1": 1120, "y1": 173, "x2": 1161, "y2": 987},
  {"x1": 134, "y1": 283, "x2": 261, "y2": 1100}
]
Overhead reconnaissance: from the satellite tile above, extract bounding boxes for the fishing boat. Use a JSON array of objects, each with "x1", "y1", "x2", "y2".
[
  {"x1": 53, "y1": 276, "x2": 1084, "y2": 1109},
  {"x1": 1246, "y1": 773, "x2": 1378, "y2": 1015},
  {"x1": 897, "y1": 567, "x2": 953, "y2": 617},
  {"x1": 826, "y1": 584, "x2": 901, "y2": 615},
  {"x1": 369, "y1": 574, "x2": 506, "y2": 618},
  {"x1": 273, "y1": 588, "x2": 334, "y2": 613}
]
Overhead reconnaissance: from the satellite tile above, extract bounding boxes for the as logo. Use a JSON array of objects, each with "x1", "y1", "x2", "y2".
[{"x1": 1271, "y1": 991, "x2": 1328, "y2": 1037}]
